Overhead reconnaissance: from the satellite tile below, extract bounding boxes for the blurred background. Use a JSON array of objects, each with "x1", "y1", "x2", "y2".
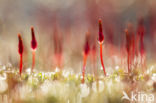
[{"x1": 0, "y1": 0, "x2": 156, "y2": 73}]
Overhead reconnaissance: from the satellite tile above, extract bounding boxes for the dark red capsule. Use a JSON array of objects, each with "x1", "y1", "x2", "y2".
[
  {"x1": 98, "y1": 19, "x2": 104, "y2": 43},
  {"x1": 31, "y1": 27, "x2": 37, "y2": 50},
  {"x1": 18, "y1": 34, "x2": 23, "y2": 55},
  {"x1": 84, "y1": 33, "x2": 90, "y2": 55},
  {"x1": 137, "y1": 18, "x2": 145, "y2": 38}
]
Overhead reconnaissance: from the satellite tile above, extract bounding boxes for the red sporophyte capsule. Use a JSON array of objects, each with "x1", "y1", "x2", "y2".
[
  {"x1": 18, "y1": 34, "x2": 23, "y2": 75},
  {"x1": 137, "y1": 18, "x2": 145, "y2": 38},
  {"x1": 125, "y1": 29, "x2": 130, "y2": 51},
  {"x1": 31, "y1": 27, "x2": 37, "y2": 50},
  {"x1": 82, "y1": 32, "x2": 90, "y2": 83},
  {"x1": 18, "y1": 34, "x2": 23, "y2": 55},
  {"x1": 137, "y1": 18, "x2": 145, "y2": 54},
  {"x1": 125, "y1": 24, "x2": 135, "y2": 73},
  {"x1": 31, "y1": 27, "x2": 38, "y2": 71},
  {"x1": 98, "y1": 19, "x2": 106, "y2": 76},
  {"x1": 98, "y1": 19, "x2": 104, "y2": 43},
  {"x1": 84, "y1": 33, "x2": 90, "y2": 55},
  {"x1": 125, "y1": 29, "x2": 131, "y2": 72},
  {"x1": 136, "y1": 18, "x2": 146, "y2": 70}
]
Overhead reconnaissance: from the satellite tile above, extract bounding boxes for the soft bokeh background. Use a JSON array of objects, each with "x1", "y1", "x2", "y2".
[
  {"x1": 0, "y1": 0, "x2": 156, "y2": 72},
  {"x1": 0, "y1": 1, "x2": 156, "y2": 103}
]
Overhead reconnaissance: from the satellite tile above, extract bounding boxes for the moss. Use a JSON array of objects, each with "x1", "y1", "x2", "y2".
[{"x1": 46, "y1": 96, "x2": 59, "y2": 103}]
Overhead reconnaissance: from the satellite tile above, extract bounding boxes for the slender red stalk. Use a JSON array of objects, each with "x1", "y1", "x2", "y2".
[
  {"x1": 82, "y1": 54, "x2": 87, "y2": 83},
  {"x1": 137, "y1": 18, "x2": 145, "y2": 65},
  {"x1": 98, "y1": 19, "x2": 106, "y2": 76},
  {"x1": 18, "y1": 34, "x2": 23, "y2": 75},
  {"x1": 127, "y1": 50, "x2": 130, "y2": 72},
  {"x1": 100, "y1": 42, "x2": 106, "y2": 76},
  {"x1": 20, "y1": 54, "x2": 23, "y2": 75},
  {"x1": 125, "y1": 29, "x2": 130, "y2": 73},
  {"x1": 82, "y1": 33, "x2": 90, "y2": 83},
  {"x1": 31, "y1": 27, "x2": 37, "y2": 71},
  {"x1": 32, "y1": 50, "x2": 35, "y2": 71}
]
